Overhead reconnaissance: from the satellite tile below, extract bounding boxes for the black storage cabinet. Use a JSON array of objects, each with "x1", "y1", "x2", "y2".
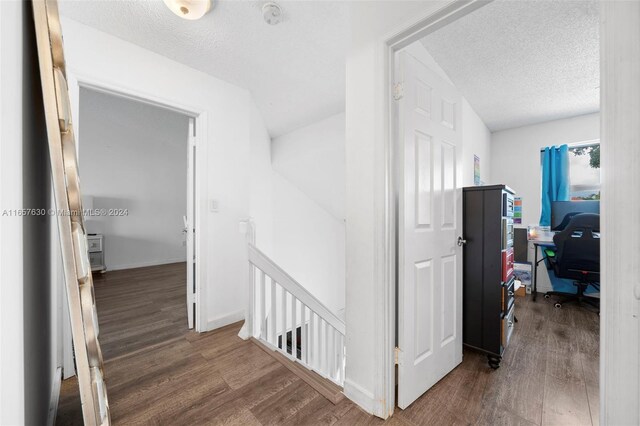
[{"x1": 462, "y1": 185, "x2": 516, "y2": 369}]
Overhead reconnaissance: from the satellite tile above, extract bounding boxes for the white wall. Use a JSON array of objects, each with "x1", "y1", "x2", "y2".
[
  {"x1": 462, "y1": 98, "x2": 491, "y2": 186},
  {"x1": 490, "y1": 112, "x2": 600, "y2": 227},
  {"x1": 271, "y1": 113, "x2": 346, "y2": 312},
  {"x1": 272, "y1": 174, "x2": 346, "y2": 313},
  {"x1": 250, "y1": 106, "x2": 346, "y2": 313},
  {"x1": 249, "y1": 102, "x2": 274, "y2": 254},
  {"x1": 272, "y1": 113, "x2": 346, "y2": 221},
  {"x1": 62, "y1": 18, "x2": 251, "y2": 331},
  {"x1": 79, "y1": 88, "x2": 189, "y2": 271},
  {"x1": 344, "y1": 1, "x2": 450, "y2": 417}
]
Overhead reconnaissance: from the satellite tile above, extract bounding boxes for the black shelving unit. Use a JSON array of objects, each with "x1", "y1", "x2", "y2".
[{"x1": 462, "y1": 184, "x2": 516, "y2": 369}]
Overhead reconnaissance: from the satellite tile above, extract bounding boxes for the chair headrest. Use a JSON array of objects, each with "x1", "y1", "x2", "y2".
[
  {"x1": 553, "y1": 214, "x2": 600, "y2": 248},
  {"x1": 564, "y1": 213, "x2": 600, "y2": 233}
]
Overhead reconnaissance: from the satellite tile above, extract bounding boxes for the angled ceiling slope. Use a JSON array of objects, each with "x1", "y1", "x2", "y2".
[
  {"x1": 58, "y1": 0, "x2": 349, "y2": 138},
  {"x1": 421, "y1": 0, "x2": 599, "y2": 132}
]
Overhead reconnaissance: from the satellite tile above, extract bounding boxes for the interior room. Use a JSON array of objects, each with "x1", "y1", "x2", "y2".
[
  {"x1": 1, "y1": 1, "x2": 638, "y2": 425},
  {"x1": 391, "y1": 1, "x2": 600, "y2": 423},
  {"x1": 79, "y1": 88, "x2": 191, "y2": 273},
  {"x1": 68, "y1": 88, "x2": 193, "y2": 364}
]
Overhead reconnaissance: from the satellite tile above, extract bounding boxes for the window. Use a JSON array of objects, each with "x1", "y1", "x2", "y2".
[{"x1": 568, "y1": 142, "x2": 600, "y2": 200}]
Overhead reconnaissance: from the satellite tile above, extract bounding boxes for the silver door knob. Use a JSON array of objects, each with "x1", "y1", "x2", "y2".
[{"x1": 457, "y1": 237, "x2": 467, "y2": 246}]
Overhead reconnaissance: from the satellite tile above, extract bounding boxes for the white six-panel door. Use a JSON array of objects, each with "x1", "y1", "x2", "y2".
[{"x1": 397, "y1": 51, "x2": 463, "y2": 409}]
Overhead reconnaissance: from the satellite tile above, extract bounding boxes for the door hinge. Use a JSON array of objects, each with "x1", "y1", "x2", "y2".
[
  {"x1": 394, "y1": 346, "x2": 402, "y2": 365},
  {"x1": 393, "y1": 82, "x2": 404, "y2": 101}
]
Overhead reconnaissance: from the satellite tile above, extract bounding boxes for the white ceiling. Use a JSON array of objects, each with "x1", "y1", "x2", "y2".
[
  {"x1": 421, "y1": 0, "x2": 599, "y2": 132},
  {"x1": 58, "y1": 0, "x2": 349, "y2": 138},
  {"x1": 59, "y1": 1, "x2": 599, "y2": 137}
]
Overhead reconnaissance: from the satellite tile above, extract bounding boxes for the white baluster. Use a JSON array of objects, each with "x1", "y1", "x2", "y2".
[
  {"x1": 323, "y1": 320, "x2": 329, "y2": 376},
  {"x1": 301, "y1": 305, "x2": 307, "y2": 364},
  {"x1": 270, "y1": 279, "x2": 276, "y2": 346},
  {"x1": 309, "y1": 312, "x2": 316, "y2": 370},
  {"x1": 260, "y1": 271, "x2": 266, "y2": 339},
  {"x1": 291, "y1": 296, "x2": 297, "y2": 360},
  {"x1": 328, "y1": 326, "x2": 335, "y2": 379},
  {"x1": 246, "y1": 264, "x2": 255, "y2": 337},
  {"x1": 336, "y1": 333, "x2": 344, "y2": 383},
  {"x1": 281, "y1": 288, "x2": 287, "y2": 352}
]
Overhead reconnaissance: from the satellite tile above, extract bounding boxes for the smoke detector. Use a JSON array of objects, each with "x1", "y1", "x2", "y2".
[{"x1": 262, "y1": 2, "x2": 282, "y2": 25}]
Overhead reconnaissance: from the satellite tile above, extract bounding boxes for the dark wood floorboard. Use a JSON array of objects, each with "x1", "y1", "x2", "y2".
[{"x1": 56, "y1": 264, "x2": 599, "y2": 425}]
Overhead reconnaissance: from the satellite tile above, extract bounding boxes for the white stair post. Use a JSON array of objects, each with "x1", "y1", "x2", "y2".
[{"x1": 238, "y1": 219, "x2": 255, "y2": 340}]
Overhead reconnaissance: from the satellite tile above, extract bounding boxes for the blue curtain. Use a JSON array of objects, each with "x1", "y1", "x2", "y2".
[{"x1": 540, "y1": 145, "x2": 570, "y2": 226}]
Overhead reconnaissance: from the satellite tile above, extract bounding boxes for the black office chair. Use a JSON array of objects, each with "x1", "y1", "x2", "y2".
[{"x1": 544, "y1": 213, "x2": 600, "y2": 310}]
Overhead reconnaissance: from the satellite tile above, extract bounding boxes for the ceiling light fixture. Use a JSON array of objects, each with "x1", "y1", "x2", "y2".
[
  {"x1": 163, "y1": 0, "x2": 212, "y2": 20},
  {"x1": 262, "y1": 2, "x2": 282, "y2": 25}
]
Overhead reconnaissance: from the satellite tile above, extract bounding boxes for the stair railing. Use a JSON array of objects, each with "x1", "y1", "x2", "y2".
[{"x1": 243, "y1": 242, "x2": 346, "y2": 387}]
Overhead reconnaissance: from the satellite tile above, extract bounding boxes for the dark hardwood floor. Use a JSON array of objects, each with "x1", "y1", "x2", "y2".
[
  {"x1": 56, "y1": 263, "x2": 599, "y2": 425},
  {"x1": 90, "y1": 263, "x2": 189, "y2": 360}
]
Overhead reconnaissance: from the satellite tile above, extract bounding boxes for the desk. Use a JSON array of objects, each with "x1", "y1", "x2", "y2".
[{"x1": 531, "y1": 236, "x2": 555, "y2": 301}]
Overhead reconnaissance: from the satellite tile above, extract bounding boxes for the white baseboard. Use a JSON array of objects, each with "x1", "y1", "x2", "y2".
[
  {"x1": 206, "y1": 310, "x2": 245, "y2": 331},
  {"x1": 47, "y1": 367, "x2": 62, "y2": 426},
  {"x1": 107, "y1": 257, "x2": 186, "y2": 271},
  {"x1": 343, "y1": 378, "x2": 375, "y2": 415}
]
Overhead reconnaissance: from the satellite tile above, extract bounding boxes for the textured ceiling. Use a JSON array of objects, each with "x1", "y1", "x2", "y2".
[
  {"x1": 421, "y1": 0, "x2": 599, "y2": 132},
  {"x1": 58, "y1": 0, "x2": 349, "y2": 138},
  {"x1": 59, "y1": 1, "x2": 599, "y2": 136}
]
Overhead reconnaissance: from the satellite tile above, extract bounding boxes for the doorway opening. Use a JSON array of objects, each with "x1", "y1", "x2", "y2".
[
  {"x1": 62, "y1": 87, "x2": 198, "y2": 365},
  {"x1": 390, "y1": 1, "x2": 600, "y2": 423}
]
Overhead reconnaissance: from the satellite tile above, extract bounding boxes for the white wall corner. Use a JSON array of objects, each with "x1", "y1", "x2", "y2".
[{"x1": 343, "y1": 379, "x2": 376, "y2": 415}]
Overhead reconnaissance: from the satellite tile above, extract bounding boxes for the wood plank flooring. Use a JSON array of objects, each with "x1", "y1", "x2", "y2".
[
  {"x1": 56, "y1": 263, "x2": 599, "y2": 425},
  {"x1": 89, "y1": 262, "x2": 189, "y2": 360}
]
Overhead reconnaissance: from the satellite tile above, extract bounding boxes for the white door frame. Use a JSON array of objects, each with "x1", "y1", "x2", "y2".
[
  {"x1": 372, "y1": 1, "x2": 491, "y2": 416},
  {"x1": 186, "y1": 117, "x2": 196, "y2": 329},
  {"x1": 61, "y1": 70, "x2": 208, "y2": 374},
  {"x1": 375, "y1": 0, "x2": 639, "y2": 422},
  {"x1": 599, "y1": 2, "x2": 640, "y2": 424}
]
